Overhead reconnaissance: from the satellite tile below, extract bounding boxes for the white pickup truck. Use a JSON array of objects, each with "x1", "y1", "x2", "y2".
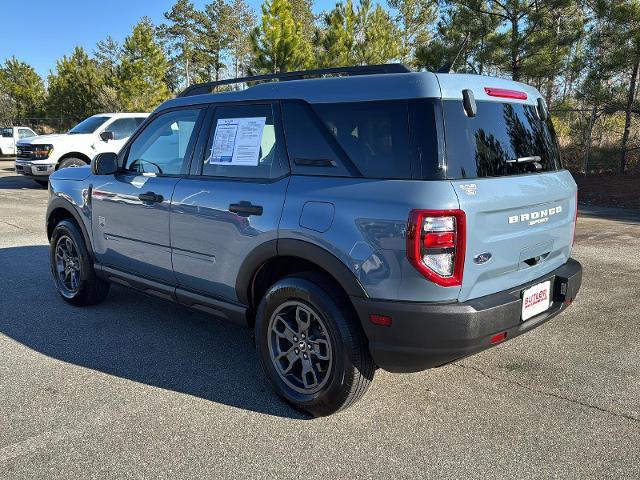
[
  {"x1": 15, "y1": 113, "x2": 148, "y2": 185},
  {"x1": 0, "y1": 126, "x2": 37, "y2": 156}
]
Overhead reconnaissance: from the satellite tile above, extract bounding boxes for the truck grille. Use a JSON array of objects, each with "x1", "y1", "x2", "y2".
[{"x1": 16, "y1": 145, "x2": 36, "y2": 159}]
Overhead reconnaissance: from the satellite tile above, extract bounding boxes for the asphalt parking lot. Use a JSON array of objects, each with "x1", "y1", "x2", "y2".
[{"x1": 0, "y1": 158, "x2": 639, "y2": 479}]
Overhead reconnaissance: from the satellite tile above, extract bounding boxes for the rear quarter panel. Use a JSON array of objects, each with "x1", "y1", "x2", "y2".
[{"x1": 280, "y1": 176, "x2": 461, "y2": 302}]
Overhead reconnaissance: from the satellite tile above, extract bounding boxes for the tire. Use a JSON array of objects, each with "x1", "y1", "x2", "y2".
[
  {"x1": 255, "y1": 273, "x2": 374, "y2": 417},
  {"x1": 35, "y1": 179, "x2": 48, "y2": 187},
  {"x1": 50, "y1": 219, "x2": 110, "y2": 306},
  {"x1": 57, "y1": 157, "x2": 87, "y2": 170}
]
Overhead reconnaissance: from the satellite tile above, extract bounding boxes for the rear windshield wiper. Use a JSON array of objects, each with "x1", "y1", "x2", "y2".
[{"x1": 505, "y1": 156, "x2": 541, "y2": 164}]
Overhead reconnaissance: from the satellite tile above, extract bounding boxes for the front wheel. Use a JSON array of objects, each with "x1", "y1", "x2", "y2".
[
  {"x1": 50, "y1": 219, "x2": 110, "y2": 306},
  {"x1": 255, "y1": 274, "x2": 374, "y2": 417},
  {"x1": 58, "y1": 157, "x2": 87, "y2": 170}
]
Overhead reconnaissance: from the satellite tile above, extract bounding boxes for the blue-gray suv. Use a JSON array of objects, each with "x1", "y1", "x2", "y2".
[{"x1": 46, "y1": 65, "x2": 582, "y2": 416}]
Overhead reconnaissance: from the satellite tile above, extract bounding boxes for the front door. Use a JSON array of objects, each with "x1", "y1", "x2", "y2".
[
  {"x1": 91, "y1": 107, "x2": 206, "y2": 284},
  {"x1": 171, "y1": 102, "x2": 290, "y2": 302}
]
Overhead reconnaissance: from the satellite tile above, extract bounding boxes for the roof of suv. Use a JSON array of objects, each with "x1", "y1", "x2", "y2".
[{"x1": 159, "y1": 71, "x2": 542, "y2": 113}]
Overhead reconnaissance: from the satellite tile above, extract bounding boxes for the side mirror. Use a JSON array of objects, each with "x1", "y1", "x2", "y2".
[
  {"x1": 92, "y1": 152, "x2": 118, "y2": 175},
  {"x1": 100, "y1": 131, "x2": 114, "y2": 142}
]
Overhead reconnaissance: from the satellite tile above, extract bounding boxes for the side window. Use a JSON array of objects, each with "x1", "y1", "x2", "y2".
[
  {"x1": 200, "y1": 103, "x2": 287, "y2": 179},
  {"x1": 2, "y1": 128, "x2": 13, "y2": 138},
  {"x1": 313, "y1": 101, "x2": 412, "y2": 179},
  {"x1": 107, "y1": 118, "x2": 143, "y2": 140},
  {"x1": 281, "y1": 101, "x2": 353, "y2": 177},
  {"x1": 124, "y1": 108, "x2": 203, "y2": 175},
  {"x1": 18, "y1": 129, "x2": 35, "y2": 139}
]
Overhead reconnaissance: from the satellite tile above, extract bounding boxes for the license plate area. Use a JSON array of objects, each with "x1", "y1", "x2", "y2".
[{"x1": 521, "y1": 280, "x2": 551, "y2": 321}]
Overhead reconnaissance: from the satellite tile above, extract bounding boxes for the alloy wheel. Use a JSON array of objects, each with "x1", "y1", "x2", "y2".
[{"x1": 267, "y1": 300, "x2": 333, "y2": 394}]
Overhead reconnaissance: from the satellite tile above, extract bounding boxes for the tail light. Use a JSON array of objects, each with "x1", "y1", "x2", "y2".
[{"x1": 407, "y1": 209, "x2": 466, "y2": 287}]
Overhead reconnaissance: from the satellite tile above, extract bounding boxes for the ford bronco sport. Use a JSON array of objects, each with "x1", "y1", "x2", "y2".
[{"x1": 46, "y1": 64, "x2": 582, "y2": 417}]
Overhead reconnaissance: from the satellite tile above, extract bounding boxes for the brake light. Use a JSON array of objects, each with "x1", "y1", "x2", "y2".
[
  {"x1": 407, "y1": 209, "x2": 466, "y2": 287},
  {"x1": 484, "y1": 87, "x2": 528, "y2": 100}
]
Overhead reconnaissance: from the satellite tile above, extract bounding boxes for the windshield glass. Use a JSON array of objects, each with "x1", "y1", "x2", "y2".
[
  {"x1": 443, "y1": 100, "x2": 562, "y2": 178},
  {"x1": 68, "y1": 116, "x2": 110, "y2": 134}
]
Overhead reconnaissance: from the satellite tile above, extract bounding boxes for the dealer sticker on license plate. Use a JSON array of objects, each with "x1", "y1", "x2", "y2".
[{"x1": 521, "y1": 280, "x2": 551, "y2": 321}]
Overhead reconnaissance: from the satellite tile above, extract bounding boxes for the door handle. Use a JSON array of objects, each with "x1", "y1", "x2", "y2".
[
  {"x1": 138, "y1": 191, "x2": 164, "y2": 203},
  {"x1": 229, "y1": 201, "x2": 263, "y2": 217}
]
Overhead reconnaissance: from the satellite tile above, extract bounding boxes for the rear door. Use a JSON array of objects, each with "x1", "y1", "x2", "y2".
[
  {"x1": 441, "y1": 90, "x2": 577, "y2": 302},
  {"x1": 170, "y1": 102, "x2": 289, "y2": 302}
]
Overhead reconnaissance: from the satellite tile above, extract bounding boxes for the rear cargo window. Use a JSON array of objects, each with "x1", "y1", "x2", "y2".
[
  {"x1": 443, "y1": 100, "x2": 562, "y2": 179},
  {"x1": 313, "y1": 101, "x2": 412, "y2": 179}
]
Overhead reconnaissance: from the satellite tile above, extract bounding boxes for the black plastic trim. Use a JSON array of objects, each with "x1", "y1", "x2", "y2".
[
  {"x1": 95, "y1": 264, "x2": 249, "y2": 327},
  {"x1": 46, "y1": 197, "x2": 94, "y2": 256},
  {"x1": 352, "y1": 258, "x2": 582, "y2": 373}
]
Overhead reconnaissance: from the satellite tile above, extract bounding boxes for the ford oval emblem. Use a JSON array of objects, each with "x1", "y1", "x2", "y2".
[{"x1": 474, "y1": 252, "x2": 492, "y2": 264}]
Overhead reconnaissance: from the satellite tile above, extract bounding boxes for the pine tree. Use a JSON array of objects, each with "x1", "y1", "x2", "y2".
[
  {"x1": 94, "y1": 36, "x2": 122, "y2": 85},
  {"x1": 452, "y1": 0, "x2": 577, "y2": 82},
  {"x1": 118, "y1": 18, "x2": 171, "y2": 111},
  {"x1": 159, "y1": 0, "x2": 200, "y2": 86},
  {"x1": 227, "y1": 0, "x2": 257, "y2": 78},
  {"x1": 250, "y1": 0, "x2": 312, "y2": 74},
  {"x1": 388, "y1": 0, "x2": 437, "y2": 64},
  {"x1": 194, "y1": 0, "x2": 230, "y2": 82},
  {"x1": 414, "y1": 1, "x2": 500, "y2": 74},
  {"x1": 319, "y1": 0, "x2": 399, "y2": 67},
  {"x1": 0, "y1": 57, "x2": 46, "y2": 119},
  {"x1": 46, "y1": 47, "x2": 105, "y2": 121},
  {"x1": 320, "y1": 0, "x2": 358, "y2": 66},
  {"x1": 355, "y1": 0, "x2": 400, "y2": 65}
]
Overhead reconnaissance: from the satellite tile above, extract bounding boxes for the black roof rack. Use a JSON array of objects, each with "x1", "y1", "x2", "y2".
[{"x1": 178, "y1": 63, "x2": 412, "y2": 98}]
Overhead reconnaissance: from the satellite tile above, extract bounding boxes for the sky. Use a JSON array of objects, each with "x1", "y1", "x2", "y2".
[{"x1": 0, "y1": 0, "x2": 336, "y2": 79}]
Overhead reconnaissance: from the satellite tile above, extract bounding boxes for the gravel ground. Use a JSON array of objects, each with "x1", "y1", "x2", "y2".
[{"x1": 1, "y1": 159, "x2": 639, "y2": 479}]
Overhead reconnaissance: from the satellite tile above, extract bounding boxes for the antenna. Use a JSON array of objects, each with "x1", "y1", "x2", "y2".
[{"x1": 437, "y1": 32, "x2": 471, "y2": 74}]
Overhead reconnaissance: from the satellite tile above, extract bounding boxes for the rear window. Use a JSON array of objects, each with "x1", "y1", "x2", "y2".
[
  {"x1": 443, "y1": 100, "x2": 562, "y2": 179},
  {"x1": 284, "y1": 100, "x2": 442, "y2": 180}
]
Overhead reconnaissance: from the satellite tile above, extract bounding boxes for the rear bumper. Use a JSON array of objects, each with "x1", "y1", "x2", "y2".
[{"x1": 351, "y1": 258, "x2": 582, "y2": 373}]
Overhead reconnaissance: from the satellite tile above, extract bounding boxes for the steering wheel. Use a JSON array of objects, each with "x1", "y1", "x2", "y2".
[{"x1": 129, "y1": 158, "x2": 164, "y2": 175}]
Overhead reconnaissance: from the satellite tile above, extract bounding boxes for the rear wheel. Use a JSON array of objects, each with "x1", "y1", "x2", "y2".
[
  {"x1": 50, "y1": 219, "x2": 110, "y2": 306},
  {"x1": 58, "y1": 157, "x2": 87, "y2": 170},
  {"x1": 255, "y1": 274, "x2": 374, "y2": 417}
]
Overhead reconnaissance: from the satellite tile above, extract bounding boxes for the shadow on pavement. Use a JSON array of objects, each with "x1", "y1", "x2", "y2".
[
  {"x1": 578, "y1": 204, "x2": 640, "y2": 225},
  {"x1": 0, "y1": 175, "x2": 46, "y2": 190},
  {"x1": 0, "y1": 245, "x2": 307, "y2": 420}
]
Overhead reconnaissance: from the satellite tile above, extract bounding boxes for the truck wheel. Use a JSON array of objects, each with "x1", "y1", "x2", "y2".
[
  {"x1": 255, "y1": 273, "x2": 374, "y2": 417},
  {"x1": 50, "y1": 219, "x2": 110, "y2": 306},
  {"x1": 58, "y1": 157, "x2": 87, "y2": 170}
]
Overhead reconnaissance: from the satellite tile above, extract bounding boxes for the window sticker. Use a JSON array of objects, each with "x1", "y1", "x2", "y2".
[{"x1": 208, "y1": 117, "x2": 266, "y2": 166}]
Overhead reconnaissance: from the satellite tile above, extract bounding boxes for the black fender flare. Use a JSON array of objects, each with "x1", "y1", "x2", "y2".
[
  {"x1": 235, "y1": 238, "x2": 369, "y2": 306},
  {"x1": 46, "y1": 196, "x2": 94, "y2": 257}
]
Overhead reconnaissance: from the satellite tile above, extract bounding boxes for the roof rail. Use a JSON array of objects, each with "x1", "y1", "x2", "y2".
[{"x1": 177, "y1": 63, "x2": 413, "y2": 98}]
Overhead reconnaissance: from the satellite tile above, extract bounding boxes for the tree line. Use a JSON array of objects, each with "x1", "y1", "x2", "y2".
[{"x1": 0, "y1": 0, "x2": 639, "y2": 173}]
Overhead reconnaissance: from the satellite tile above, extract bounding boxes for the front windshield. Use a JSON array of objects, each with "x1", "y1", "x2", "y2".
[{"x1": 68, "y1": 116, "x2": 110, "y2": 134}]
